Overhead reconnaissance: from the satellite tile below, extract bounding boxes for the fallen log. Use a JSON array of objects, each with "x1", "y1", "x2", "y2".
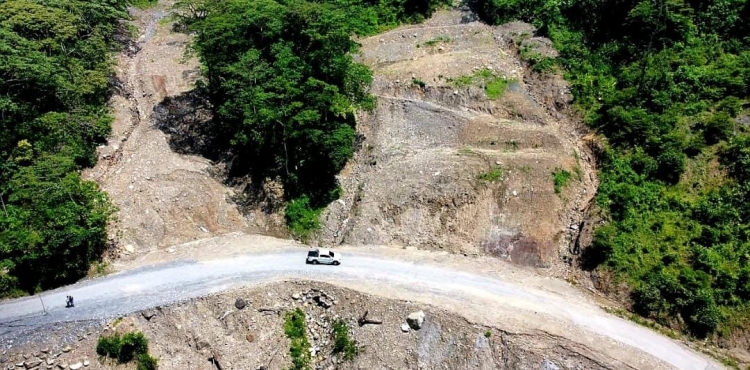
[{"x1": 258, "y1": 307, "x2": 282, "y2": 315}]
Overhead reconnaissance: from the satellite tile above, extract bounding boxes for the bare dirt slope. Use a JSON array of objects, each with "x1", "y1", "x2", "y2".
[
  {"x1": 319, "y1": 10, "x2": 597, "y2": 268},
  {"x1": 82, "y1": 3, "x2": 282, "y2": 258}
]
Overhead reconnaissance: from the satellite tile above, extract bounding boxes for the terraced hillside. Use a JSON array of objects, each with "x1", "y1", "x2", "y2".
[{"x1": 320, "y1": 11, "x2": 597, "y2": 267}]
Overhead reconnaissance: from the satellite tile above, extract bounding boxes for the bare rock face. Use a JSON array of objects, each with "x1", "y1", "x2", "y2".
[{"x1": 319, "y1": 10, "x2": 596, "y2": 268}]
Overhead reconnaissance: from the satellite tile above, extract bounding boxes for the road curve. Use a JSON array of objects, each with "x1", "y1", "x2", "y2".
[{"x1": 0, "y1": 249, "x2": 722, "y2": 370}]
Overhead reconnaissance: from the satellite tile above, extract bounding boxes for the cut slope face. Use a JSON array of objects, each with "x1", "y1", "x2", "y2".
[{"x1": 320, "y1": 10, "x2": 596, "y2": 266}]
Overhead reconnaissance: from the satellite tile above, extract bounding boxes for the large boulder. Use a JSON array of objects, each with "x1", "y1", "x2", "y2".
[{"x1": 406, "y1": 311, "x2": 425, "y2": 330}]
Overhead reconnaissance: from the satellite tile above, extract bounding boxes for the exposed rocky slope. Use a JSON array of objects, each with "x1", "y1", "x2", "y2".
[
  {"x1": 0, "y1": 282, "x2": 627, "y2": 370},
  {"x1": 319, "y1": 10, "x2": 597, "y2": 267},
  {"x1": 83, "y1": 3, "x2": 286, "y2": 260}
]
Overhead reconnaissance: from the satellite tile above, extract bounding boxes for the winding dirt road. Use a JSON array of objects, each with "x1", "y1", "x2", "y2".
[{"x1": 0, "y1": 244, "x2": 722, "y2": 370}]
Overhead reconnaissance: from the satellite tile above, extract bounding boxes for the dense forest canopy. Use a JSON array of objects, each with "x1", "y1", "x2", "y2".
[
  {"x1": 183, "y1": 0, "x2": 449, "y2": 238},
  {"x1": 475, "y1": 0, "x2": 750, "y2": 337},
  {"x1": 0, "y1": 0, "x2": 128, "y2": 296}
]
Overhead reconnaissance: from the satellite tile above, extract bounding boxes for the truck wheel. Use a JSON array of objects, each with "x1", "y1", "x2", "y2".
[
  {"x1": 312, "y1": 260, "x2": 319, "y2": 265},
  {"x1": 333, "y1": 261, "x2": 340, "y2": 266}
]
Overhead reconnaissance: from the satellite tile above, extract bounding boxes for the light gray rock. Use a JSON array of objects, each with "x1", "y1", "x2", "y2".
[
  {"x1": 541, "y1": 360, "x2": 560, "y2": 370},
  {"x1": 406, "y1": 311, "x2": 425, "y2": 330}
]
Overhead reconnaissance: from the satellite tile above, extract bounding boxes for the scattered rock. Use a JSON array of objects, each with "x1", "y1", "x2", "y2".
[
  {"x1": 166, "y1": 248, "x2": 176, "y2": 254},
  {"x1": 401, "y1": 324, "x2": 410, "y2": 333},
  {"x1": 142, "y1": 309, "x2": 157, "y2": 321},
  {"x1": 406, "y1": 311, "x2": 425, "y2": 330},
  {"x1": 57, "y1": 364, "x2": 67, "y2": 370},
  {"x1": 123, "y1": 245, "x2": 135, "y2": 253},
  {"x1": 292, "y1": 293, "x2": 301, "y2": 300},
  {"x1": 234, "y1": 298, "x2": 247, "y2": 310},
  {"x1": 61, "y1": 347, "x2": 71, "y2": 354},
  {"x1": 68, "y1": 363, "x2": 82, "y2": 370},
  {"x1": 313, "y1": 295, "x2": 332, "y2": 309},
  {"x1": 45, "y1": 359, "x2": 53, "y2": 366},
  {"x1": 39, "y1": 350, "x2": 48, "y2": 354},
  {"x1": 199, "y1": 226, "x2": 208, "y2": 233},
  {"x1": 82, "y1": 360, "x2": 88, "y2": 367},
  {"x1": 195, "y1": 338, "x2": 211, "y2": 350},
  {"x1": 245, "y1": 333, "x2": 254, "y2": 343},
  {"x1": 542, "y1": 360, "x2": 560, "y2": 370}
]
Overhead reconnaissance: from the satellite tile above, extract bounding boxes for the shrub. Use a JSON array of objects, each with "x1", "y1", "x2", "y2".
[
  {"x1": 96, "y1": 332, "x2": 155, "y2": 368},
  {"x1": 332, "y1": 320, "x2": 360, "y2": 361},
  {"x1": 285, "y1": 196, "x2": 322, "y2": 241},
  {"x1": 118, "y1": 332, "x2": 149, "y2": 363},
  {"x1": 137, "y1": 354, "x2": 158, "y2": 370},
  {"x1": 96, "y1": 334, "x2": 122, "y2": 359}
]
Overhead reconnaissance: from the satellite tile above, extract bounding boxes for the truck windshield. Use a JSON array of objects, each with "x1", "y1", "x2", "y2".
[{"x1": 330, "y1": 252, "x2": 335, "y2": 257}]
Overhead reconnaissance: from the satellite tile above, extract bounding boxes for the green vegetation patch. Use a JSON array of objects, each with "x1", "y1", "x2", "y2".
[
  {"x1": 285, "y1": 196, "x2": 323, "y2": 241},
  {"x1": 477, "y1": 167, "x2": 504, "y2": 182},
  {"x1": 447, "y1": 69, "x2": 514, "y2": 100},
  {"x1": 284, "y1": 308, "x2": 311, "y2": 370},
  {"x1": 421, "y1": 35, "x2": 450, "y2": 47},
  {"x1": 552, "y1": 168, "x2": 572, "y2": 194},
  {"x1": 131, "y1": 0, "x2": 158, "y2": 9},
  {"x1": 332, "y1": 319, "x2": 361, "y2": 361},
  {"x1": 97, "y1": 332, "x2": 157, "y2": 369}
]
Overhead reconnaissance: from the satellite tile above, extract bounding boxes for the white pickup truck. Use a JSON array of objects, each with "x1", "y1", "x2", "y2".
[{"x1": 306, "y1": 248, "x2": 341, "y2": 266}]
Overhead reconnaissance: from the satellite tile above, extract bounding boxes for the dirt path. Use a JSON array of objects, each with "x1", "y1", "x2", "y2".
[
  {"x1": 0, "y1": 243, "x2": 722, "y2": 370},
  {"x1": 82, "y1": 2, "x2": 256, "y2": 255}
]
